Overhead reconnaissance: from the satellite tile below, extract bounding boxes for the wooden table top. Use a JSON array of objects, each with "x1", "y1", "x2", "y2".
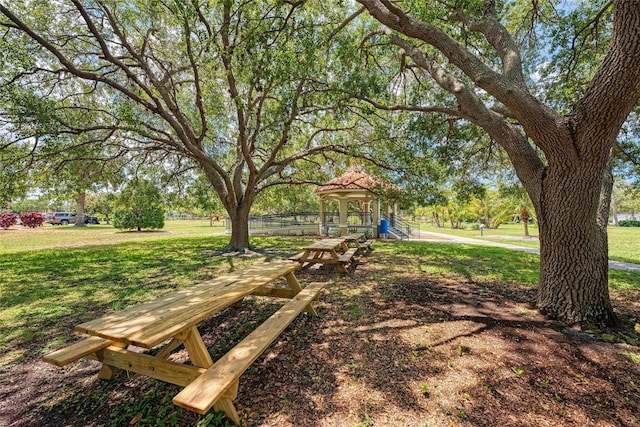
[
  {"x1": 304, "y1": 238, "x2": 346, "y2": 251},
  {"x1": 343, "y1": 233, "x2": 364, "y2": 241},
  {"x1": 75, "y1": 261, "x2": 299, "y2": 348}
]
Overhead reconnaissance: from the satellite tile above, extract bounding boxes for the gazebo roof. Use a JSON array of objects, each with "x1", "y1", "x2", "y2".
[{"x1": 315, "y1": 165, "x2": 386, "y2": 195}]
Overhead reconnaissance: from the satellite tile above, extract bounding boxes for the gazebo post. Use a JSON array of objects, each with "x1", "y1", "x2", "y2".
[
  {"x1": 319, "y1": 198, "x2": 326, "y2": 235},
  {"x1": 392, "y1": 203, "x2": 398, "y2": 228},
  {"x1": 338, "y1": 198, "x2": 348, "y2": 236},
  {"x1": 363, "y1": 201, "x2": 371, "y2": 226},
  {"x1": 373, "y1": 199, "x2": 380, "y2": 238}
]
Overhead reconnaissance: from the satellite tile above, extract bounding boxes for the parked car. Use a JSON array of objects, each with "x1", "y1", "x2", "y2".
[
  {"x1": 46, "y1": 212, "x2": 100, "y2": 225},
  {"x1": 46, "y1": 212, "x2": 77, "y2": 225},
  {"x1": 84, "y1": 215, "x2": 99, "y2": 224}
]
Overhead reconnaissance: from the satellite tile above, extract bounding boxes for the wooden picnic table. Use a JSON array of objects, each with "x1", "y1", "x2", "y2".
[
  {"x1": 291, "y1": 237, "x2": 358, "y2": 273},
  {"x1": 42, "y1": 260, "x2": 325, "y2": 424},
  {"x1": 343, "y1": 233, "x2": 374, "y2": 255},
  {"x1": 343, "y1": 233, "x2": 364, "y2": 245}
]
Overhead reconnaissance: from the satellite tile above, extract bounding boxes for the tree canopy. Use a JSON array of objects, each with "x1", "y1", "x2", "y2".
[
  {"x1": 0, "y1": 0, "x2": 369, "y2": 249},
  {"x1": 2, "y1": 0, "x2": 640, "y2": 326}
]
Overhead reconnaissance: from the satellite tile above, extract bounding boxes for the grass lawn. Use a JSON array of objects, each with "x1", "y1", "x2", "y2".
[
  {"x1": 0, "y1": 219, "x2": 227, "y2": 253},
  {"x1": 418, "y1": 222, "x2": 640, "y2": 264},
  {"x1": 1, "y1": 222, "x2": 639, "y2": 426}
]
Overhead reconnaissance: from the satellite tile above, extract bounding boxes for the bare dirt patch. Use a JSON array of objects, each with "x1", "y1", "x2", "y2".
[{"x1": 1, "y1": 255, "x2": 639, "y2": 427}]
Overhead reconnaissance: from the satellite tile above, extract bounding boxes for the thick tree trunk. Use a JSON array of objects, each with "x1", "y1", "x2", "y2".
[
  {"x1": 226, "y1": 202, "x2": 252, "y2": 251},
  {"x1": 74, "y1": 190, "x2": 87, "y2": 227},
  {"x1": 536, "y1": 164, "x2": 616, "y2": 326},
  {"x1": 356, "y1": 0, "x2": 640, "y2": 327}
]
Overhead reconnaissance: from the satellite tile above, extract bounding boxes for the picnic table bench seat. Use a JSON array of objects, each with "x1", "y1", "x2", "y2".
[
  {"x1": 338, "y1": 247, "x2": 358, "y2": 263},
  {"x1": 173, "y1": 281, "x2": 325, "y2": 423},
  {"x1": 42, "y1": 336, "x2": 113, "y2": 367},
  {"x1": 338, "y1": 247, "x2": 359, "y2": 273},
  {"x1": 358, "y1": 240, "x2": 374, "y2": 255},
  {"x1": 288, "y1": 251, "x2": 306, "y2": 261}
]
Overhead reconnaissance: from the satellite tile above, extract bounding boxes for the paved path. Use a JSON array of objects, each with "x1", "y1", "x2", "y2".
[{"x1": 409, "y1": 231, "x2": 640, "y2": 272}]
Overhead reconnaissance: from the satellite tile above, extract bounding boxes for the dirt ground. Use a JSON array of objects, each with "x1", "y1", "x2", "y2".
[{"x1": 1, "y1": 252, "x2": 639, "y2": 427}]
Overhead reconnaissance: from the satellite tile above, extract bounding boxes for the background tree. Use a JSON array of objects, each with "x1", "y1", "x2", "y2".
[
  {"x1": 162, "y1": 171, "x2": 225, "y2": 222},
  {"x1": 498, "y1": 183, "x2": 536, "y2": 236},
  {"x1": 0, "y1": 0, "x2": 363, "y2": 251},
  {"x1": 35, "y1": 152, "x2": 125, "y2": 226},
  {"x1": 254, "y1": 184, "x2": 320, "y2": 215},
  {"x1": 0, "y1": 138, "x2": 29, "y2": 211},
  {"x1": 0, "y1": 45, "x2": 129, "y2": 221},
  {"x1": 113, "y1": 179, "x2": 164, "y2": 232},
  {"x1": 10, "y1": 197, "x2": 48, "y2": 213},
  {"x1": 85, "y1": 191, "x2": 116, "y2": 223},
  {"x1": 354, "y1": 0, "x2": 640, "y2": 325},
  {"x1": 614, "y1": 181, "x2": 640, "y2": 221}
]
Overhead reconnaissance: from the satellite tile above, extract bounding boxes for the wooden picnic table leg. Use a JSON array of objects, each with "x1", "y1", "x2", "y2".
[
  {"x1": 98, "y1": 364, "x2": 118, "y2": 380},
  {"x1": 177, "y1": 326, "x2": 213, "y2": 368},
  {"x1": 155, "y1": 337, "x2": 189, "y2": 360},
  {"x1": 155, "y1": 337, "x2": 183, "y2": 360},
  {"x1": 213, "y1": 379, "x2": 240, "y2": 425},
  {"x1": 284, "y1": 272, "x2": 318, "y2": 316},
  {"x1": 329, "y1": 249, "x2": 349, "y2": 274},
  {"x1": 300, "y1": 249, "x2": 314, "y2": 262},
  {"x1": 96, "y1": 341, "x2": 127, "y2": 380}
]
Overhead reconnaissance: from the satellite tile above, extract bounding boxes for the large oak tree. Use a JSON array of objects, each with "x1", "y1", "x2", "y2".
[
  {"x1": 0, "y1": 0, "x2": 359, "y2": 250},
  {"x1": 355, "y1": 0, "x2": 640, "y2": 325}
]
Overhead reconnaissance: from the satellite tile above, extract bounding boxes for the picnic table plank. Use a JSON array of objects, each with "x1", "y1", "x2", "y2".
[
  {"x1": 304, "y1": 238, "x2": 347, "y2": 251},
  {"x1": 74, "y1": 277, "x2": 239, "y2": 335},
  {"x1": 343, "y1": 233, "x2": 364, "y2": 241}
]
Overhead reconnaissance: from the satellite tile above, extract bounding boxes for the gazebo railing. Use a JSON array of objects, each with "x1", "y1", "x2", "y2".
[
  {"x1": 225, "y1": 212, "x2": 320, "y2": 232},
  {"x1": 222, "y1": 211, "x2": 382, "y2": 237},
  {"x1": 322, "y1": 212, "x2": 375, "y2": 237},
  {"x1": 322, "y1": 212, "x2": 372, "y2": 226}
]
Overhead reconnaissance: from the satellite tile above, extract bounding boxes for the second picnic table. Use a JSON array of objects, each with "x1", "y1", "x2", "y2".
[{"x1": 292, "y1": 237, "x2": 359, "y2": 273}]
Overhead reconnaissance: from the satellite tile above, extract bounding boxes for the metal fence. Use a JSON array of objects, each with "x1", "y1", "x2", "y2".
[{"x1": 225, "y1": 212, "x2": 320, "y2": 233}]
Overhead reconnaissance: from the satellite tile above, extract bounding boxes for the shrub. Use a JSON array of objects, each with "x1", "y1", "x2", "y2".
[
  {"x1": 113, "y1": 207, "x2": 164, "y2": 231},
  {"x1": 19, "y1": 211, "x2": 45, "y2": 228},
  {"x1": 0, "y1": 212, "x2": 18, "y2": 229},
  {"x1": 619, "y1": 220, "x2": 640, "y2": 227},
  {"x1": 113, "y1": 179, "x2": 165, "y2": 231}
]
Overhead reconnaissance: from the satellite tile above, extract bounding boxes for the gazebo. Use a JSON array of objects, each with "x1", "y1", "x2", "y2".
[{"x1": 315, "y1": 165, "x2": 397, "y2": 238}]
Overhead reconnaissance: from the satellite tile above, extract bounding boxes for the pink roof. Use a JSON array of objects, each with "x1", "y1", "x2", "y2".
[{"x1": 315, "y1": 166, "x2": 386, "y2": 194}]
